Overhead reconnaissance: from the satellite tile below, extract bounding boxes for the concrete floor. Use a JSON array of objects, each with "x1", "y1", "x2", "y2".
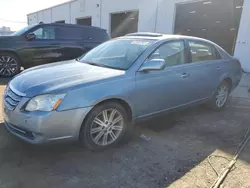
[
  {"x1": 0, "y1": 79, "x2": 250, "y2": 188},
  {"x1": 231, "y1": 73, "x2": 250, "y2": 99}
]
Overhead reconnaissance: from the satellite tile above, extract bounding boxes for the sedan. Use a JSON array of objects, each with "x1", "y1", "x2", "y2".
[{"x1": 3, "y1": 33, "x2": 242, "y2": 151}]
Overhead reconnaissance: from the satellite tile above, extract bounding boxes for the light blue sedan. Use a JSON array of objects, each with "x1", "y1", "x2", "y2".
[{"x1": 3, "y1": 33, "x2": 242, "y2": 150}]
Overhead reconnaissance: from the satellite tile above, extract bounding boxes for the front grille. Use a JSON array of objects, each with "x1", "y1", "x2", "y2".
[{"x1": 4, "y1": 86, "x2": 23, "y2": 110}]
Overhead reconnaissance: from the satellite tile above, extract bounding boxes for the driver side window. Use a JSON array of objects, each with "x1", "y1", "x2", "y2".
[
  {"x1": 149, "y1": 40, "x2": 185, "y2": 67},
  {"x1": 33, "y1": 27, "x2": 56, "y2": 40}
]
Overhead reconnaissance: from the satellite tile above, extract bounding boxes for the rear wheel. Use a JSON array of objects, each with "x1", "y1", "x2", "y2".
[
  {"x1": 0, "y1": 53, "x2": 21, "y2": 77},
  {"x1": 209, "y1": 81, "x2": 230, "y2": 110},
  {"x1": 80, "y1": 102, "x2": 131, "y2": 151}
]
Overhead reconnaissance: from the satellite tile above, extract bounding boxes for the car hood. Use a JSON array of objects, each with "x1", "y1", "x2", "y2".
[
  {"x1": 10, "y1": 60, "x2": 125, "y2": 97},
  {"x1": 0, "y1": 35, "x2": 19, "y2": 40},
  {"x1": 0, "y1": 36, "x2": 12, "y2": 38}
]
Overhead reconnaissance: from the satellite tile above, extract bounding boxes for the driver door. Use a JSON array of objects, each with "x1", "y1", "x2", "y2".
[
  {"x1": 19, "y1": 25, "x2": 62, "y2": 67},
  {"x1": 134, "y1": 40, "x2": 192, "y2": 118}
]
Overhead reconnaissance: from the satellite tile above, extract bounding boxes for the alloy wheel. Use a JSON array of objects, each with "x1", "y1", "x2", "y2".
[
  {"x1": 0, "y1": 55, "x2": 19, "y2": 77},
  {"x1": 90, "y1": 109, "x2": 124, "y2": 146},
  {"x1": 215, "y1": 84, "x2": 229, "y2": 108}
]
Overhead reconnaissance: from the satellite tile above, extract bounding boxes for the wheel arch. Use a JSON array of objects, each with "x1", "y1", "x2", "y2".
[
  {"x1": 79, "y1": 97, "x2": 134, "y2": 140},
  {"x1": 219, "y1": 72, "x2": 233, "y2": 91},
  {"x1": 223, "y1": 77, "x2": 232, "y2": 91},
  {"x1": 0, "y1": 50, "x2": 22, "y2": 65},
  {"x1": 93, "y1": 98, "x2": 133, "y2": 121}
]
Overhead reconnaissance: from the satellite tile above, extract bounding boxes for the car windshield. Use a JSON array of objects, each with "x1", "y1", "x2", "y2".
[
  {"x1": 78, "y1": 38, "x2": 155, "y2": 70},
  {"x1": 11, "y1": 25, "x2": 35, "y2": 36}
]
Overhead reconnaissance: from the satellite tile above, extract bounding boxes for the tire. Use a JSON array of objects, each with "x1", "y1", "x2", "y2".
[
  {"x1": 208, "y1": 81, "x2": 230, "y2": 110},
  {"x1": 0, "y1": 52, "x2": 21, "y2": 77},
  {"x1": 80, "y1": 102, "x2": 132, "y2": 151}
]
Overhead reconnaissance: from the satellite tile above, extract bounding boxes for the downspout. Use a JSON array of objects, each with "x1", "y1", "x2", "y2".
[
  {"x1": 154, "y1": 0, "x2": 159, "y2": 32},
  {"x1": 50, "y1": 8, "x2": 52, "y2": 23},
  {"x1": 69, "y1": 2, "x2": 71, "y2": 23},
  {"x1": 100, "y1": 0, "x2": 102, "y2": 27}
]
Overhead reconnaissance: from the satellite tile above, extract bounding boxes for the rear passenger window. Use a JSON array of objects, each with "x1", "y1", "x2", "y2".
[
  {"x1": 188, "y1": 41, "x2": 219, "y2": 62},
  {"x1": 149, "y1": 40, "x2": 185, "y2": 67},
  {"x1": 57, "y1": 27, "x2": 82, "y2": 39},
  {"x1": 56, "y1": 26, "x2": 109, "y2": 41}
]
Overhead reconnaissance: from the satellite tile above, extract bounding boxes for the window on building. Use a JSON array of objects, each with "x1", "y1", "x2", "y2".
[
  {"x1": 149, "y1": 41, "x2": 186, "y2": 67},
  {"x1": 33, "y1": 26, "x2": 56, "y2": 40},
  {"x1": 111, "y1": 11, "x2": 139, "y2": 38},
  {"x1": 188, "y1": 41, "x2": 219, "y2": 62},
  {"x1": 55, "y1": 20, "x2": 65, "y2": 24},
  {"x1": 76, "y1": 17, "x2": 92, "y2": 26}
]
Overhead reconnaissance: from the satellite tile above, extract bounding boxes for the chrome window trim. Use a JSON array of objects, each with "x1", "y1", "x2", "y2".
[{"x1": 9, "y1": 84, "x2": 26, "y2": 97}]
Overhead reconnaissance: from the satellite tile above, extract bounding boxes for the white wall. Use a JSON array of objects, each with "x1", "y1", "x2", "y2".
[
  {"x1": 234, "y1": 0, "x2": 250, "y2": 72},
  {"x1": 156, "y1": 0, "x2": 175, "y2": 33},
  {"x1": 27, "y1": 0, "x2": 159, "y2": 33},
  {"x1": 28, "y1": 13, "x2": 38, "y2": 25},
  {"x1": 51, "y1": 3, "x2": 71, "y2": 23},
  {"x1": 27, "y1": 0, "x2": 199, "y2": 33},
  {"x1": 70, "y1": 0, "x2": 101, "y2": 27},
  {"x1": 43, "y1": 9, "x2": 52, "y2": 23}
]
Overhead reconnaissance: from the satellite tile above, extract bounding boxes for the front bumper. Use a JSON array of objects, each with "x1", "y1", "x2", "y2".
[{"x1": 3, "y1": 97, "x2": 92, "y2": 144}]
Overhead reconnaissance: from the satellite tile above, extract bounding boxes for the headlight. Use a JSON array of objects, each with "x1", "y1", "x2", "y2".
[{"x1": 25, "y1": 94, "x2": 66, "y2": 112}]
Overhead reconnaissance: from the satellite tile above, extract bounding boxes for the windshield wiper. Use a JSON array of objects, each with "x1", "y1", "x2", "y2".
[
  {"x1": 85, "y1": 61, "x2": 108, "y2": 68},
  {"x1": 77, "y1": 60, "x2": 125, "y2": 70},
  {"x1": 83, "y1": 61, "x2": 124, "y2": 70}
]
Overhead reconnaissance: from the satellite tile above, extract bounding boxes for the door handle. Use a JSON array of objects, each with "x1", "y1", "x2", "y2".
[
  {"x1": 216, "y1": 67, "x2": 221, "y2": 70},
  {"x1": 181, "y1": 73, "x2": 189, "y2": 78}
]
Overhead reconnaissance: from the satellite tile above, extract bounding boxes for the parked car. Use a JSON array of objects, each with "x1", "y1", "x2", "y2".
[
  {"x1": 0, "y1": 23, "x2": 110, "y2": 77},
  {"x1": 3, "y1": 33, "x2": 242, "y2": 151}
]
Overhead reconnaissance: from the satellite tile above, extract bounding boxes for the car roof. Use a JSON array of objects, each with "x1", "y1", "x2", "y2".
[
  {"x1": 121, "y1": 32, "x2": 216, "y2": 44},
  {"x1": 36, "y1": 23, "x2": 106, "y2": 31},
  {"x1": 120, "y1": 32, "x2": 232, "y2": 59}
]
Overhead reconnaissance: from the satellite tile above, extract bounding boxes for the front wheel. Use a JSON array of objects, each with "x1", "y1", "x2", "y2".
[
  {"x1": 80, "y1": 102, "x2": 131, "y2": 151},
  {"x1": 0, "y1": 53, "x2": 21, "y2": 77},
  {"x1": 209, "y1": 81, "x2": 230, "y2": 110}
]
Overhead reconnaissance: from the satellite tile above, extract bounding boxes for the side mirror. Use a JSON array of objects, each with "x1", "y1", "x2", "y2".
[
  {"x1": 139, "y1": 59, "x2": 166, "y2": 72},
  {"x1": 26, "y1": 32, "x2": 36, "y2": 40}
]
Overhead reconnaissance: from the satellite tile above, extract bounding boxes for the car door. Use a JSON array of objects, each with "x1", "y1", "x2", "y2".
[
  {"x1": 56, "y1": 26, "x2": 86, "y2": 61},
  {"x1": 135, "y1": 40, "x2": 196, "y2": 118},
  {"x1": 19, "y1": 25, "x2": 62, "y2": 67},
  {"x1": 185, "y1": 40, "x2": 223, "y2": 100}
]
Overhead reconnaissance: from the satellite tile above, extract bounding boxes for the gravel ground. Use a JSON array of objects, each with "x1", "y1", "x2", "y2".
[{"x1": 0, "y1": 79, "x2": 250, "y2": 188}]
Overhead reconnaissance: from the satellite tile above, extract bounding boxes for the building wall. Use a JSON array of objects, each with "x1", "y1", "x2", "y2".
[
  {"x1": 234, "y1": 0, "x2": 250, "y2": 73},
  {"x1": 51, "y1": 3, "x2": 71, "y2": 23},
  {"x1": 27, "y1": 0, "x2": 250, "y2": 72},
  {"x1": 27, "y1": 0, "x2": 199, "y2": 34},
  {"x1": 70, "y1": 0, "x2": 101, "y2": 27}
]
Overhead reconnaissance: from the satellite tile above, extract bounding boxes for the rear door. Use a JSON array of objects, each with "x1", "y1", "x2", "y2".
[
  {"x1": 55, "y1": 26, "x2": 108, "y2": 60},
  {"x1": 185, "y1": 39, "x2": 223, "y2": 100},
  {"x1": 56, "y1": 26, "x2": 86, "y2": 60},
  {"x1": 80, "y1": 27, "x2": 110, "y2": 52}
]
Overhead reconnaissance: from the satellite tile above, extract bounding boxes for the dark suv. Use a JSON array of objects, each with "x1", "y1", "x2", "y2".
[{"x1": 0, "y1": 23, "x2": 110, "y2": 77}]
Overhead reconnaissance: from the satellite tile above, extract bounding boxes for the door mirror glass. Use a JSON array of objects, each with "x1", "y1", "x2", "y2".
[
  {"x1": 26, "y1": 32, "x2": 36, "y2": 40},
  {"x1": 139, "y1": 59, "x2": 166, "y2": 72}
]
